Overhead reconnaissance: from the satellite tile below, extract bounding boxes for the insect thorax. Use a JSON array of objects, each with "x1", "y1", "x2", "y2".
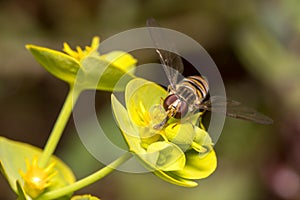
[{"x1": 173, "y1": 85, "x2": 200, "y2": 112}]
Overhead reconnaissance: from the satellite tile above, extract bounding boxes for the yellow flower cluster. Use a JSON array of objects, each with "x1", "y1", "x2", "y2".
[
  {"x1": 63, "y1": 37, "x2": 100, "y2": 62},
  {"x1": 19, "y1": 157, "x2": 57, "y2": 198}
]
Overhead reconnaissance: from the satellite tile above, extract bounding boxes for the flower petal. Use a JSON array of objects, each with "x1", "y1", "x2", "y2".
[
  {"x1": 173, "y1": 150, "x2": 217, "y2": 179},
  {"x1": 125, "y1": 78, "x2": 167, "y2": 126}
]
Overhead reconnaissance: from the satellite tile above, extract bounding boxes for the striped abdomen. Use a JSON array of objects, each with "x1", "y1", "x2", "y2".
[{"x1": 175, "y1": 75, "x2": 209, "y2": 110}]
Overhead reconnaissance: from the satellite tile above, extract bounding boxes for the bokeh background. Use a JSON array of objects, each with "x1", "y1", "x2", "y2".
[{"x1": 1, "y1": 0, "x2": 300, "y2": 199}]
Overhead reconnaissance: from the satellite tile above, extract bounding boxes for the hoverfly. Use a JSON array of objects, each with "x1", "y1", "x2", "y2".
[{"x1": 146, "y1": 18, "x2": 273, "y2": 129}]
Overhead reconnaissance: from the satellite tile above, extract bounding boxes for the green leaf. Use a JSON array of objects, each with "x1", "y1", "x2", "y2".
[
  {"x1": 26, "y1": 45, "x2": 80, "y2": 84},
  {"x1": 79, "y1": 56, "x2": 136, "y2": 91},
  {"x1": 0, "y1": 136, "x2": 75, "y2": 197},
  {"x1": 172, "y1": 150, "x2": 217, "y2": 180},
  {"x1": 71, "y1": 194, "x2": 100, "y2": 200}
]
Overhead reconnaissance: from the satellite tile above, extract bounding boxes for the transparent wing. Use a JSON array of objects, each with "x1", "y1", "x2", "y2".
[
  {"x1": 146, "y1": 18, "x2": 184, "y2": 90},
  {"x1": 199, "y1": 96, "x2": 273, "y2": 124}
]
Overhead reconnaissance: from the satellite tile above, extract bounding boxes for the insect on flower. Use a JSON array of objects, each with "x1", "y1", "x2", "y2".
[{"x1": 146, "y1": 18, "x2": 273, "y2": 129}]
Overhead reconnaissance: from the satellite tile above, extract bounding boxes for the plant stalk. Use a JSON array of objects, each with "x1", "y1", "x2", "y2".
[
  {"x1": 39, "y1": 86, "x2": 81, "y2": 168},
  {"x1": 37, "y1": 152, "x2": 132, "y2": 200}
]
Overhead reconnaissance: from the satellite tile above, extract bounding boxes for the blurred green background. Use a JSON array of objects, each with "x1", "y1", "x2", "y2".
[{"x1": 1, "y1": 0, "x2": 300, "y2": 199}]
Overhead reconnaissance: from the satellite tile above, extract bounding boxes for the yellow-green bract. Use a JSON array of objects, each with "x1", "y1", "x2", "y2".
[
  {"x1": 0, "y1": 136, "x2": 75, "y2": 199},
  {"x1": 111, "y1": 78, "x2": 217, "y2": 187},
  {"x1": 26, "y1": 37, "x2": 137, "y2": 91}
]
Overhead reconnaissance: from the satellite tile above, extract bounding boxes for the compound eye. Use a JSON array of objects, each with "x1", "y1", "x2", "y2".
[
  {"x1": 163, "y1": 94, "x2": 178, "y2": 111},
  {"x1": 174, "y1": 101, "x2": 188, "y2": 119}
]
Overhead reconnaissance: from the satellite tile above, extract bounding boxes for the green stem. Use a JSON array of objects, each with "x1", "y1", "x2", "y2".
[
  {"x1": 39, "y1": 86, "x2": 81, "y2": 168},
  {"x1": 38, "y1": 152, "x2": 132, "y2": 200}
]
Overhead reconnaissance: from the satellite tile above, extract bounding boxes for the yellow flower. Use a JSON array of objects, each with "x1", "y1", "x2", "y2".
[
  {"x1": 111, "y1": 78, "x2": 217, "y2": 187},
  {"x1": 63, "y1": 37, "x2": 100, "y2": 62},
  {"x1": 26, "y1": 36, "x2": 137, "y2": 91},
  {"x1": 19, "y1": 156, "x2": 57, "y2": 198}
]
